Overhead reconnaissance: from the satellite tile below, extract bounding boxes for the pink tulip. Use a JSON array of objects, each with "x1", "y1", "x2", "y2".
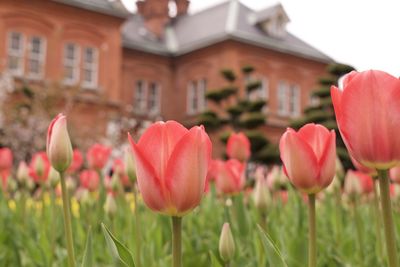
[
  {"x1": 390, "y1": 165, "x2": 400, "y2": 184},
  {"x1": 226, "y1": 132, "x2": 251, "y2": 162},
  {"x1": 0, "y1": 147, "x2": 13, "y2": 171},
  {"x1": 86, "y1": 144, "x2": 111, "y2": 170},
  {"x1": 29, "y1": 152, "x2": 51, "y2": 183},
  {"x1": 67, "y1": 149, "x2": 84, "y2": 174},
  {"x1": 279, "y1": 123, "x2": 336, "y2": 194},
  {"x1": 344, "y1": 170, "x2": 374, "y2": 196},
  {"x1": 331, "y1": 70, "x2": 400, "y2": 170},
  {"x1": 215, "y1": 159, "x2": 246, "y2": 195},
  {"x1": 79, "y1": 169, "x2": 100, "y2": 192},
  {"x1": 128, "y1": 120, "x2": 212, "y2": 216}
]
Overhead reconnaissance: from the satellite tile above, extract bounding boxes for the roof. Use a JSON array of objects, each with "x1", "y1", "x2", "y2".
[
  {"x1": 122, "y1": 0, "x2": 334, "y2": 63},
  {"x1": 53, "y1": 0, "x2": 130, "y2": 18}
]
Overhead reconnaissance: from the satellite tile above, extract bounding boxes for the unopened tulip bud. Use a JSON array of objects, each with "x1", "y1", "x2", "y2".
[
  {"x1": 48, "y1": 167, "x2": 60, "y2": 188},
  {"x1": 46, "y1": 114, "x2": 73, "y2": 172},
  {"x1": 104, "y1": 193, "x2": 117, "y2": 216},
  {"x1": 17, "y1": 161, "x2": 30, "y2": 185},
  {"x1": 253, "y1": 174, "x2": 270, "y2": 212},
  {"x1": 124, "y1": 149, "x2": 136, "y2": 182},
  {"x1": 110, "y1": 172, "x2": 120, "y2": 192},
  {"x1": 219, "y1": 222, "x2": 235, "y2": 262}
]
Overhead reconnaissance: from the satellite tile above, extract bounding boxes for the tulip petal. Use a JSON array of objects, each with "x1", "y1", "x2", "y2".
[
  {"x1": 165, "y1": 126, "x2": 212, "y2": 214},
  {"x1": 297, "y1": 123, "x2": 331, "y2": 160},
  {"x1": 318, "y1": 131, "x2": 336, "y2": 188},
  {"x1": 137, "y1": 121, "x2": 188, "y2": 181},
  {"x1": 339, "y1": 70, "x2": 400, "y2": 167},
  {"x1": 128, "y1": 134, "x2": 168, "y2": 212},
  {"x1": 279, "y1": 129, "x2": 319, "y2": 191}
]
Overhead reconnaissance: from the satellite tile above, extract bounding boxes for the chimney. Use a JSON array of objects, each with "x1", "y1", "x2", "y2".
[
  {"x1": 136, "y1": 0, "x2": 170, "y2": 38},
  {"x1": 175, "y1": 0, "x2": 190, "y2": 16}
]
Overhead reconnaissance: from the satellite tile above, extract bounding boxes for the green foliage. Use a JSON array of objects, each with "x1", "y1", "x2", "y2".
[
  {"x1": 241, "y1": 65, "x2": 255, "y2": 74},
  {"x1": 311, "y1": 86, "x2": 331, "y2": 98},
  {"x1": 206, "y1": 90, "x2": 226, "y2": 103},
  {"x1": 239, "y1": 112, "x2": 265, "y2": 129},
  {"x1": 220, "y1": 69, "x2": 236, "y2": 82},
  {"x1": 247, "y1": 99, "x2": 267, "y2": 112},
  {"x1": 318, "y1": 76, "x2": 337, "y2": 86},
  {"x1": 198, "y1": 111, "x2": 221, "y2": 130},
  {"x1": 246, "y1": 80, "x2": 262, "y2": 93},
  {"x1": 220, "y1": 86, "x2": 238, "y2": 98},
  {"x1": 258, "y1": 225, "x2": 288, "y2": 267},
  {"x1": 81, "y1": 228, "x2": 93, "y2": 267},
  {"x1": 226, "y1": 105, "x2": 244, "y2": 118},
  {"x1": 327, "y1": 63, "x2": 355, "y2": 77}
]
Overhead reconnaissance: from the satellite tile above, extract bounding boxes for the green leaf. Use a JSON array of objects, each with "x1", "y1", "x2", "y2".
[
  {"x1": 102, "y1": 223, "x2": 136, "y2": 267},
  {"x1": 257, "y1": 225, "x2": 288, "y2": 267},
  {"x1": 81, "y1": 227, "x2": 93, "y2": 267},
  {"x1": 209, "y1": 251, "x2": 223, "y2": 267}
]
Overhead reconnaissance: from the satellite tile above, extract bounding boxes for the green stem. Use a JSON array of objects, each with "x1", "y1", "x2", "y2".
[
  {"x1": 377, "y1": 170, "x2": 399, "y2": 267},
  {"x1": 60, "y1": 172, "x2": 76, "y2": 267},
  {"x1": 353, "y1": 198, "x2": 364, "y2": 265},
  {"x1": 334, "y1": 188, "x2": 342, "y2": 245},
  {"x1": 373, "y1": 179, "x2": 384, "y2": 260},
  {"x1": 133, "y1": 185, "x2": 141, "y2": 267},
  {"x1": 308, "y1": 194, "x2": 316, "y2": 267},
  {"x1": 172, "y1": 216, "x2": 182, "y2": 267}
]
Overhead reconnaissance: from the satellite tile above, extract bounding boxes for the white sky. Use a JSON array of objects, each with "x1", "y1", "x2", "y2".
[{"x1": 121, "y1": 0, "x2": 400, "y2": 76}]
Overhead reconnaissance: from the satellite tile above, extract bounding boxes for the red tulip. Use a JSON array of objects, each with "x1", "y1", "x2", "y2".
[
  {"x1": 390, "y1": 165, "x2": 400, "y2": 184},
  {"x1": 86, "y1": 144, "x2": 111, "y2": 170},
  {"x1": 331, "y1": 70, "x2": 400, "y2": 170},
  {"x1": 79, "y1": 169, "x2": 100, "y2": 192},
  {"x1": 128, "y1": 121, "x2": 212, "y2": 216},
  {"x1": 279, "y1": 123, "x2": 336, "y2": 194},
  {"x1": 344, "y1": 170, "x2": 374, "y2": 196},
  {"x1": 67, "y1": 149, "x2": 84, "y2": 174},
  {"x1": 29, "y1": 152, "x2": 51, "y2": 183},
  {"x1": 226, "y1": 132, "x2": 251, "y2": 162},
  {"x1": 215, "y1": 159, "x2": 246, "y2": 195}
]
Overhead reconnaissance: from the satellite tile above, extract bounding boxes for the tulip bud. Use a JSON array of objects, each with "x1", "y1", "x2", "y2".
[
  {"x1": 253, "y1": 171, "x2": 270, "y2": 212},
  {"x1": 104, "y1": 193, "x2": 117, "y2": 216},
  {"x1": 16, "y1": 161, "x2": 30, "y2": 186},
  {"x1": 124, "y1": 149, "x2": 136, "y2": 182},
  {"x1": 48, "y1": 167, "x2": 60, "y2": 188},
  {"x1": 219, "y1": 223, "x2": 235, "y2": 262},
  {"x1": 46, "y1": 114, "x2": 73, "y2": 173},
  {"x1": 226, "y1": 132, "x2": 251, "y2": 162}
]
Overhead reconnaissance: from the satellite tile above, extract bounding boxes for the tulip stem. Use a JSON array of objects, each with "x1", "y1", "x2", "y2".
[
  {"x1": 372, "y1": 179, "x2": 384, "y2": 261},
  {"x1": 133, "y1": 185, "x2": 141, "y2": 267},
  {"x1": 353, "y1": 198, "x2": 364, "y2": 265},
  {"x1": 308, "y1": 193, "x2": 316, "y2": 267},
  {"x1": 377, "y1": 170, "x2": 399, "y2": 267},
  {"x1": 172, "y1": 216, "x2": 182, "y2": 267},
  {"x1": 60, "y1": 172, "x2": 76, "y2": 267}
]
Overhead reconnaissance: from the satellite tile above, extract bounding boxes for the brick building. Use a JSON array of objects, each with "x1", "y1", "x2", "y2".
[{"x1": 0, "y1": 0, "x2": 333, "y2": 152}]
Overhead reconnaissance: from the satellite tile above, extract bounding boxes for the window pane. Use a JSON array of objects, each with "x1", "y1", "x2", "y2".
[
  {"x1": 28, "y1": 59, "x2": 40, "y2": 74},
  {"x1": 8, "y1": 56, "x2": 20, "y2": 70},
  {"x1": 83, "y1": 69, "x2": 92, "y2": 83},
  {"x1": 84, "y1": 48, "x2": 94, "y2": 63},
  {"x1": 66, "y1": 44, "x2": 76, "y2": 60},
  {"x1": 10, "y1": 32, "x2": 22, "y2": 51},
  {"x1": 277, "y1": 81, "x2": 288, "y2": 115},
  {"x1": 31, "y1": 37, "x2": 41, "y2": 55},
  {"x1": 148, "y1": 82, "x2": 160, "y2": 114},
  {"x1": 135, "y1": 81, "x2": 147, "y2": 113}
]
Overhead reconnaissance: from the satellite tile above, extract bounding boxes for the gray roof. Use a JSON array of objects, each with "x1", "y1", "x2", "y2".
[
  {"x1": 53, "y1": 0, "x2": 130, "y2": 18},
  {"x1": 122, "y1": 0, "x2": 333, "y2": 63}
]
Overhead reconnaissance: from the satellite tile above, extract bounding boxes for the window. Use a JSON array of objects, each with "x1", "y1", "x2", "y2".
[
  {"x1": 187, "y1": 79, "x2": 206, "y2": 115},
  {"x1": 148, "y1": 82, "x2": 160, "y2": 115},
  {"x1": 247, "y1": 77, "x2": 269, "y2": 101},
  {"x1": 277, "y1": 81, "x2": 288, "y2": 116},
  {"x1": 64, "y1": 43, "x2": 80, "y2": 84},
  {"x1": 289, "y1": 85, "x2": 300, "y2": 117},
  {"x1": 135, "y1": 80, "x2": 147, "y2": 114},
  {"x1": 27, "y1": 36, "x2": 45, "y2": 78},
  {"x1": 134, "y1": 80, "x2": 161, "y2": 115},
  {"x1": 7, "y1": 32, "x2": 24, "y2": 75},
  {"x1": 82, "y1": 47, "x2": 98, "y2": 88}
]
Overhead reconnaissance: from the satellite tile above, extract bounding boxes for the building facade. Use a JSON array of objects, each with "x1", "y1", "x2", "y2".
[{"x1": 0, "y1": 0, "x2": 333, "y2": 151}]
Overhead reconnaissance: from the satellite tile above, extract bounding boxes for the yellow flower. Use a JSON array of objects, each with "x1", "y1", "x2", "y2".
[{"x1": 8, "y1": 200, "x2": 16, "y2": 212}]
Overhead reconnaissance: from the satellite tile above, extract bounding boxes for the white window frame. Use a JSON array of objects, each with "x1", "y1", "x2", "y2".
[
  {"x1": 277, "y1": 81, "x2": 289, "y2": 116},
  {"x1": 289, "y1": 84, "x2": 300, "y2": 117},
  {"x1": 81, "y1": 47, "x2": 98, "y2": 89},
  {"x1": 63, "y1": 43, "x2": 80, "y2": 85},
  {"x1": 27, "y1": 36, "x2": 46, "y2": 79},
  {"x1": 134, "y1": 80, "x2": 147, "y2": 114},
  {"x1": 148, "y1": 82, "x2": 161, "y2": 115},
  {"x1": 187, "y1": 79, "x2": 206, "y2": 115},
  {"x1": 7, "y1": 31, "x2": 24, "y2": 76}
]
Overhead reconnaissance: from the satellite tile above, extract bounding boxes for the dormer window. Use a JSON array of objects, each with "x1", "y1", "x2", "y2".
[{"x1": 250, "y1": 4, "x2": 290, "y2": 39}]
